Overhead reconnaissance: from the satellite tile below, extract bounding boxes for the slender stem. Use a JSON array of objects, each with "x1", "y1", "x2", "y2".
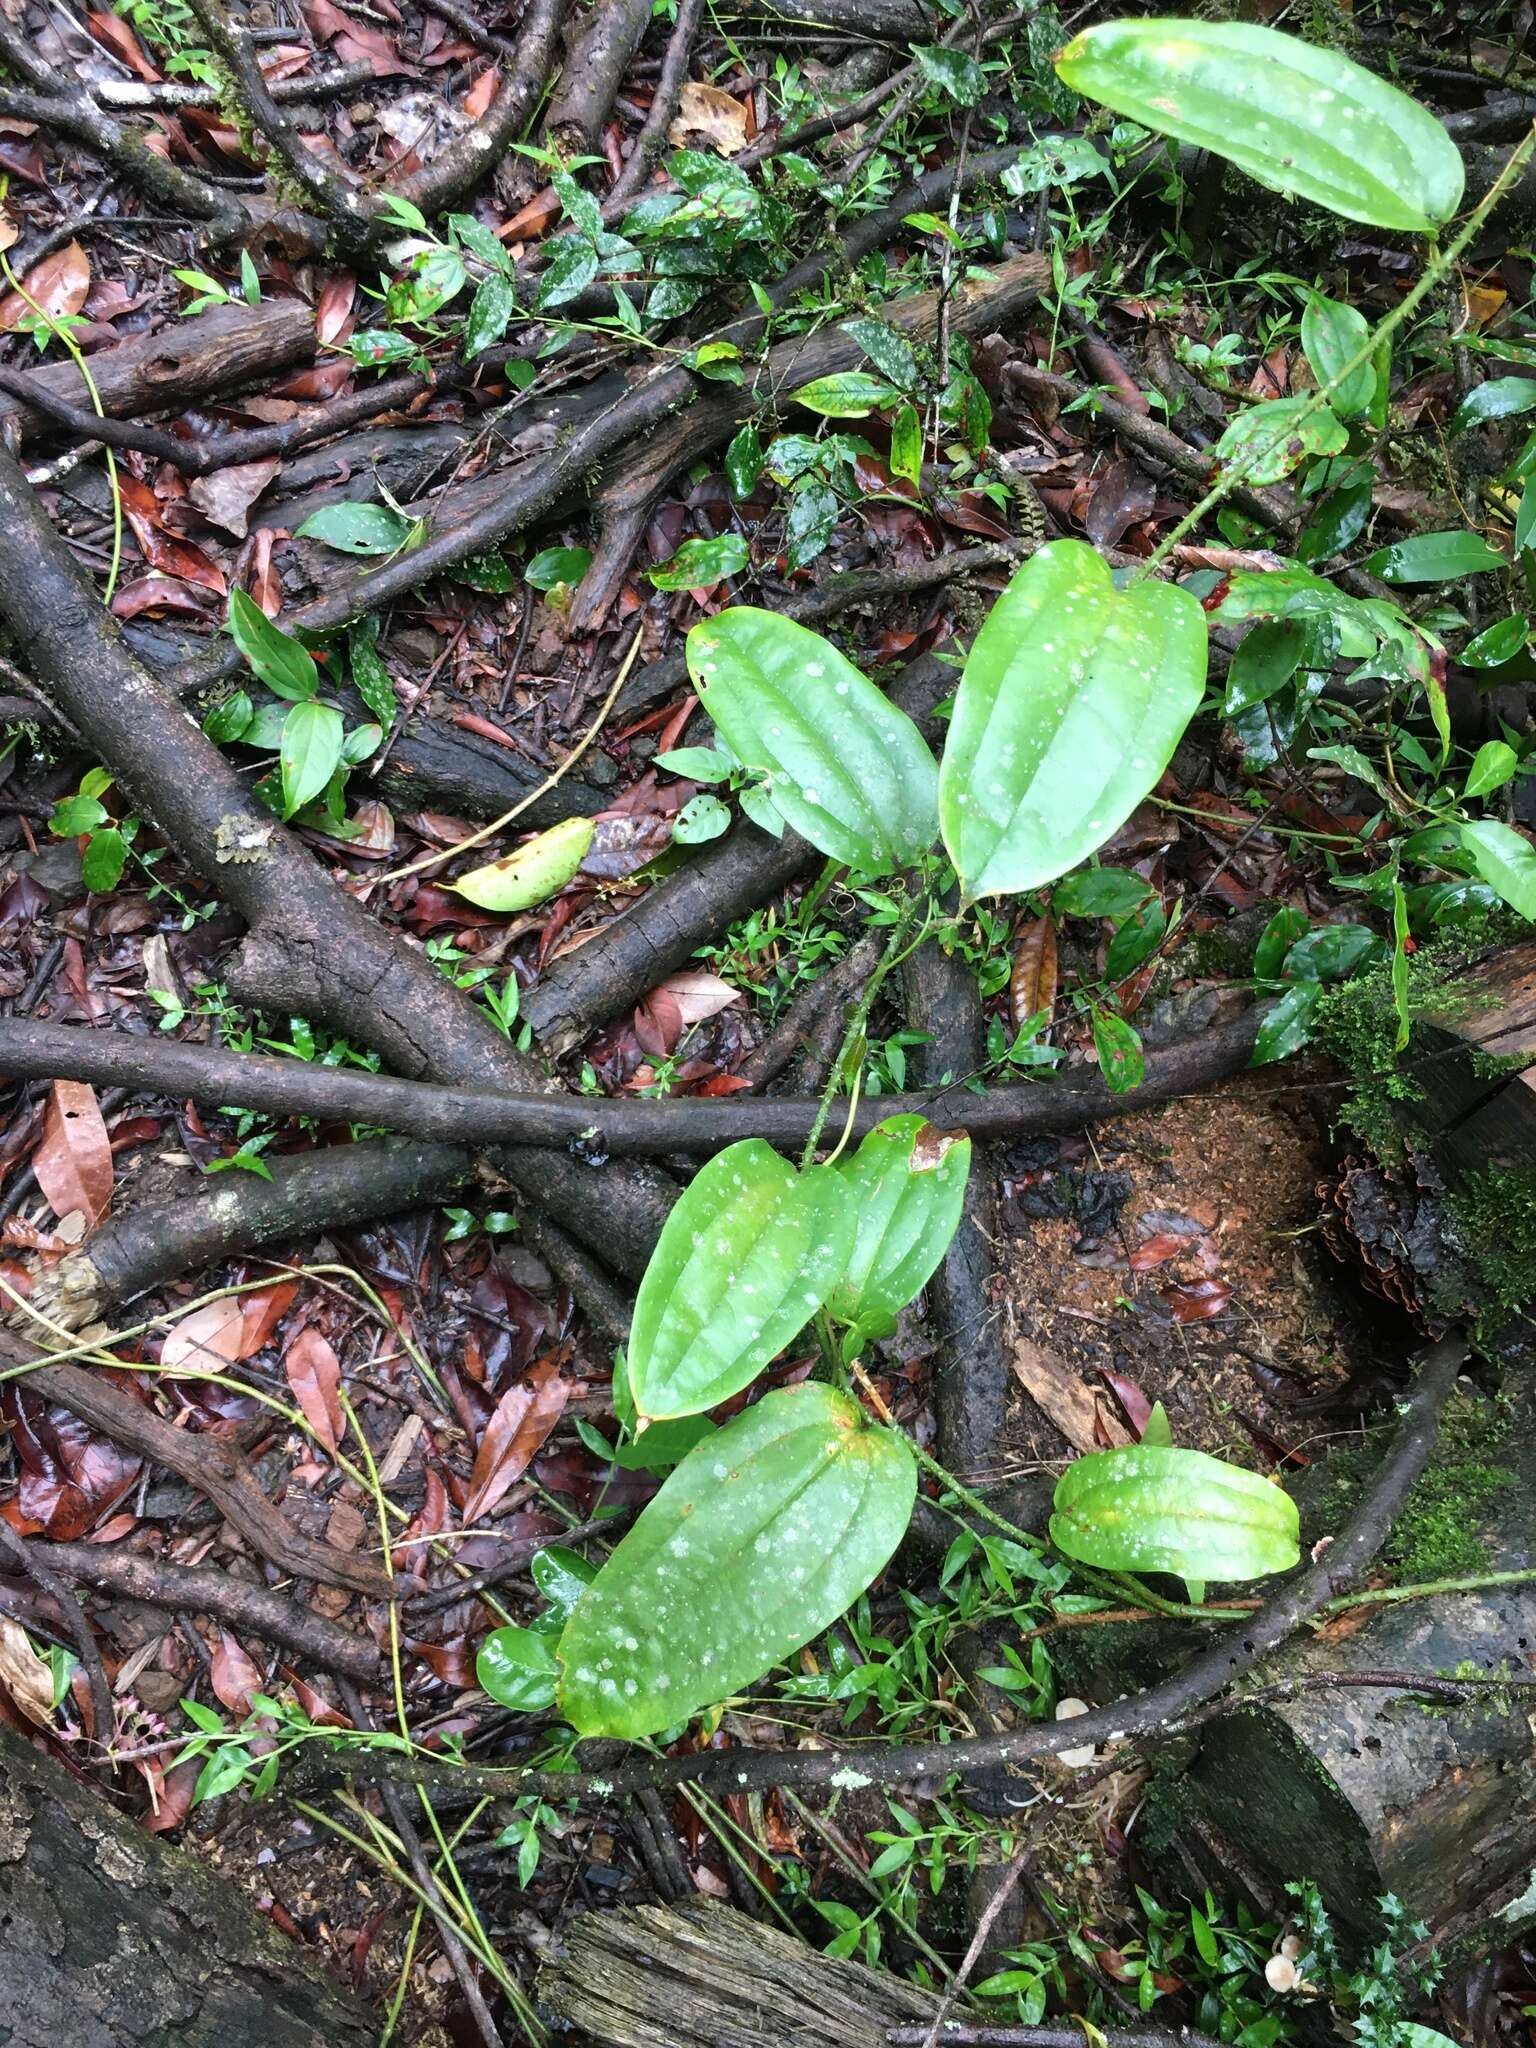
[
  {"x1": 1134, "y1": 121, "x2": 1536, "y2": 583},
  {"x1": 798, "y1": 898, "x2": 923, "y2": 1169}
]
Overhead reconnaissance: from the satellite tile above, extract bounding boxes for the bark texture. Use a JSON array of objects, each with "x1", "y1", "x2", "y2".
[{"x1": 0, "y1": 1728, "x2": 374, "y2": 2048}]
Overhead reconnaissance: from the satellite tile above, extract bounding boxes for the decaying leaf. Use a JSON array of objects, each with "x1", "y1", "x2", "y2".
[
  {"x1": 0, "y1": 1615, "x2": 52, "y2": 1727},
  {"x1": 0, "y1": 241, "x2": 91, "y2": 332},
  {"x1": 668, "y1": 80, "x2": 750, "y2": 156},
  {"x1": 283, "y1": 1325, "x2": 345, "y2": 1455},
  {"x1": 1011, "y1": 1339, "x2": 1132, "y2": 1456},
  {"x1": 32, "y1": 1080, "x2": 113, "y2": 1238},
  {"x1": 1009, "y1": 915, "x2": 1058, "y2": 1033},
  {"x1": 461, "y1": 1354, "x2": 569, "y2": 1523}
]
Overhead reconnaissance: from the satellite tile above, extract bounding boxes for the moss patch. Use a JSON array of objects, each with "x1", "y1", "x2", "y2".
[{"x1": 1445, "y1": 1165, "x2": 1536, "y2": 1319}]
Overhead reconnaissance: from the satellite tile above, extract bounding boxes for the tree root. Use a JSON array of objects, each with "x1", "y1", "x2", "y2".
[{"x1": 544, "y1": 0, "x2": 655, "y2": 155}]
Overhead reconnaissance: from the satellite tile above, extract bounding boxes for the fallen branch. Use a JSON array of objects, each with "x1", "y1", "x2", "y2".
[
  {"x1": 0, "y1": 1008, "x2": 1266, "y2": 1155},
  {"x1": 545, "y1": 0, "x2": 654, "y2": 154}
]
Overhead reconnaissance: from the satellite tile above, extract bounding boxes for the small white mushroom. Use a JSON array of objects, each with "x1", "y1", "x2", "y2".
[
  {"x1": 1053, "y1": 1696, "x2": 1097, "y2": 1768},
  {"x1": 1265, "y1": 1955, "x2": 1299, "y2": 1994}
]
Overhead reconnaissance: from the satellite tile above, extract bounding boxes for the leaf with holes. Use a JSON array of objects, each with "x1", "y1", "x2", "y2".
[
  {"x1": 687, "y1": 609, "x2": 939, "y2": 875},
  {"x1": 1054, "y1": 18, "x2": 1463, "y2": 233},
  {"x1": 1051, "y1": 1443, "x2": 1299, "y2": 1582},
  {"x1": 627, "y1": 1139, "x2": 855, "y2": 1420},
  {"x1": 827, "y1": 1116, "x2": 970, "y2": 1341},
  {"x1": 939, "y1": 540, "x2": 1206, "y2": 900},
  {"x1": 557, "y1": 1382, "x2": 915, "y2": 1738},
  {"x1": 1215, "y1": 398, "x2": 1348, "y2": 486}
]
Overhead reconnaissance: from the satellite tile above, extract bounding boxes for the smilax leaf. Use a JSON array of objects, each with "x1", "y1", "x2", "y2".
[
  {"x1": 1054, "y1": 18, "x2": 1464, "y2": 233},
  {"x1": 628, "y1": 1139, "x2": 855, "y2": 1420},
  {"x1": 557, "y1": 1382, "x2": 916, "y2": 1738},
  {"x1": 939, "y1": 540, "x2": 1206, "y2": 900},
  {"x1": 1051, "y1": 1443, "x2": 1299, "y2": 1582},
  {"x1": 687, "y1": 609, "x2": 939, "y2": 875},
  {"x1": 451, "y1": 815, "x2": 595, "y2": 912},
  {"x1": 827, "y1": 1116, "x2": 971, "y2": 1339}
]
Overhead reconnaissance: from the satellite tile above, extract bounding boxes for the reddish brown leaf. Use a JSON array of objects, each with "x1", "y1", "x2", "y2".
[
  {"x1": 462, "y1": 1355, "x2": 568, "y2": 1523},
  {"x1": 1162, "y1": 1277, "x2": 1232, "y2": 1323},
  {"x1": 117, "y1": 475, "x2": 226, "y2": 594},
  {"x1": 33, "y1": 1080, "x2": 113, "y2": 1236},
  {"x1": 499, "y1": 185, "x2": 560, "y2": 243},
  {"x1": 86, "y1": 10, "x2": 161, "y2": 79},
  {"x1": 1009, "y1": 915, "x2": 1058, "y2": 1034},
  {"x1": 1128, "y1": 1233, "x2": 1188, "y2": 1272},
  {"x1": 240, "y1": 1278, "x2": 299, "y2": 1353},
  {"x1": 463, "y1": 62, "x2": 499, "y2": 116},
  {"x1": 0, "y1": 241, "x2": 90, "y2": 332},
  {"x1": 188, "y1": 457, "x2": 281, "y2": 538},
  {"x1": 634, "y1": 986, "x2": 685, "y2": 1057},
  {"x1": 160, "y1": 1296, "x2": 247, "y2": 1376},
  {"x1": 210, "y1": 1630, "x2": 263, "y2": 1715},
  {"x1": 911, "y1": 1124, "x2": 966, "y2": 1173},
  {"x1": 314, "y1": 271, "x2": 357, "y2": 346},
  {"x1": 109, "y1": 573, "x2": 220, "y2": 620},
  {"x1": 648, "y1": 970, "x2": 742, "y2": 1028},
  {"x1": 1096, "y1": 1367, "x2": 1153, "y2": 1437},
  {"x1": 283, "y1": 1325, "x2": 344, "y2": 1455},
  {"x1": 142, "y1": 1755, "x2": 201, "y2": 1833}
]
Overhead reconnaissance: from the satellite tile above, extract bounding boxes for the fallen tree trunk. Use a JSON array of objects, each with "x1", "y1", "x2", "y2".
[{"x1": 0, "y1": 1726, "x2": 375, "y2": 2048}]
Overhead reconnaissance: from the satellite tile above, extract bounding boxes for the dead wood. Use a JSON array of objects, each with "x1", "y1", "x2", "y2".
[
  {"x1": 544, "y1": 0, "x2": 656, "y2": 154},
  {"x1": 0, "y1": 1724, "x2": 375, "y2": 2048}
]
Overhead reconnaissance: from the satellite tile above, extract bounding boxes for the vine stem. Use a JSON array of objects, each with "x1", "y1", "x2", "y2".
[
  {"x1": 798, "y1": 895, "x2": 926, "y2": 1169},
  {"x1": 1132, "y1": 120, "x2": 1536, "y2": 585}
]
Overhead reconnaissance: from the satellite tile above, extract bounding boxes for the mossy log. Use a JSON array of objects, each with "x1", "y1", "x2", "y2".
[
  {"x1": 0, "y1": 1728, "x2": 373, "y2": 2048},
  {"x1": 1402, "y1": 940, "x2": 1536, "y2": 1182}
]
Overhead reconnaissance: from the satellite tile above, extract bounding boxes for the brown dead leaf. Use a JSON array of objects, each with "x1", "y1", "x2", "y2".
[
  {"x1": 33, "y1": 1080, "x2": 113, "y2": 1237},
  {"x1": 462, "y1": 1354, "x2": 568, "y2": 1523},
  {"x1": 1128, "y1": 1233, "x2": 1188, "y2": 1272},
  {"x1": 649, "y1": 969, "x2": 743, "y2": 1028},
  {"x1": 210, "y1": 1630, "x2": 262, "y2": 1715},
  {"x1": 315, "y1": 271, "x2": 356, "y2": 347},
  {"x1": 0, "y1": 241, "x2": 90, "y2": 332},
  {"x1": 1009, "y1": 915, "x2": 1058, "y2": 1034},
  {"x1": 1011, "y1": 1339, "x2": 1131, "y2": 1456},
  {"x1": 160, "y1": 1296, "x2": 247, "y2": 1375},
  {"x1": 1162, "y1": 1277, "x2": 1232, "y2": 1323},
  {"x1": 668, "y1": 80, "x2": 750, "y2": 156},
  {"x1": 0, "y1": 1615, "x2": 52, "y2": 1727},
  {"x1": 188, "y1": 457, "x2": 281, "y2": 538},
  {"x1": 284, "y1": 1325, "x2": 344, "y2": 1455},
  {"x1": 463, "y1": 63, "x2": 499, "y2": 117},
  {"x1": 117, "y1": 474, "x2": 226, "y2": 594},
  {"x1": 911, "y1": 1124, "x2": 966, "y2": 1173},
  {"x1": 87, "y1": 9, "x2": 162, "y2": 79}
]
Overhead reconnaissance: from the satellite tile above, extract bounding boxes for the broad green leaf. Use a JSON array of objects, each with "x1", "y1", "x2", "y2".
[
  {"x1": 455, "y1": 550, "x2": 518, "y2": 592},
  {"x1": 227, "y1": 586, "x2": 317, "y2": 702},
  {"x1": 530, "y1": 1544, "x2": 598, "y2": 1623},
  {"x1": 785, "y1": 479, "x2": 839, "y2": 570},
  {"x1": 295, "y1": 501, "x2": 417, "y2": 556},
  {"x1": 464, "y1": 273, "x2": 515, "y2": 358},
  {"x1": 279, "y1": 699, "x2": 344, "y2": 818},
  {"x1": 1363, "y1": 531, "x2": 1505, "y2": 584},
  {"x1": 791, "y1": 370, "x2": 901, "y2": 419},
  {"x1": 890, "y1": 402, "x2": 923, "y2": 488},
  {"x1": 687, "y1": 608, "x2": 939, "y2": 875},
  {"x1": 1050, "y1": 1443, "x2": 1299, "y2": 1581},
  {"x1": 725, "y1": 422, "x2": 765, "y2": 499},
  {"x1": 348, "y1": 620, "x2": 398, "y2": 727},
  {"x1": 1450, "y1": 376, "x2": 1536, "y2": 437},
  {"x1": 477, "y1": 1624, "x2": 558, "y2": 1712},
  {"x1": 1092, "y1": 1008, "x2": 1144, "y2": 1093},
  {"x1": 649, "y1": 534, "x2": 749, "y2": 590},
  {"x1": 843, "y1": 316, "x2": 918, "y2": 393},
  {"x1": 1517, "y1": 486, "x2": 1536, "y2": 556},
  {"x1": 451, "y1": 814, "x2": 595, "y2": 912},
  {"x1": 1283, "y1": 922, "x2": 1379, "y2": 981},
  {"x1": 1253, "y1": 907, "x2": 1309, "y2": 981},
  {"x1": 1461, "y1": 818, "x2": 1536, "y2": 919},
  {"x1": 627, "y1": 1139, "x2": 855, "y2": 1420},
  {"x1": 1223, "y1": 618, "x2": 1306, "y2": 716},
  {"x1": 556, "y1": 1382, "x2": 916, "y2": 1738},
  {"x1": 654, "y1": 745, "x2": 732, "y2": 783},
  {"x1": 1054, "y1": 18, "x2": 1464, "y2": 233},
  {"x1": 939, "y1": 540, "x2": 1206, "y2": 900},
  {"x1": 1464, "y1": 740, "x2": 1519, "y2": 798},
  {"x1": 1299, "y1": 295, "x2": 1375, "y2": 420},
  {"x1": 1251, "y1": 979, "x2": 1322, "y2": 1064},
  {"x1": 82, "y1": 828, "x2": 126, "y2": 892},
  {"x1": 612, "y1": 1414, "x2": 717, "y2": 1472},
  {"x1": 526, "y1": 545, "x2": 593, "y2": 590},
  {"x1": 51, "y1": 793, "x2": 109, "y2": 836},
  {"x1": 1105, "y1": 899, "x2": 1163, "y2": 979},
  {"x1": 1053, "y1": 867, "x2": 1152, "y2": 919},
  {"x1": 1297, "y1": 472, "x2": 1373, "y2": 564},
  {"x1": 203, "y1": 690, "x2": 253, "y2": 744},
  {"x1": 827, "y1": 1116, "x2": 971, "y2": 1336},
  {"x1": 1214, "y1": 398, "x2": 1347, "y2": 487},
  {"x1": 912, "y1": 43, "x2": 985, "y2": 106},
  {"x1": 1461, "y1": 613, "x2": 1528, "y2": 669}
]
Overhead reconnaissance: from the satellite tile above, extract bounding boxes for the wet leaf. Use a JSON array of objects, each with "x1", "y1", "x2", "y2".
[
  {"x1": 649, "y1": 533, "x2": 749, "y2": 590},
  {"x1": 1362, "y1": 531, "x2": 1504, "y2": 584},
  {"x1": 1055, "y1": 19, "x2": 1463, "y2": 233},
  {"x1": 210, "y1": 1632, "x2": 263, "y2": 1716},
  {"x1": 280, "y1": 699, "x2": 344, "y2": 818},
  {"x1": 283, "y1": 1326, "x2": 344, "y2": 1455},
  {"x1": 1251, "y1": 979, "x2": 1322, "y2": 1063},
  {"x1": 1215, "y1": 398, "x2": 1348, "y2": 486},
  {"x1": 477, "y1": 1622, "x2": 558, "y2": 1711},
  {"x1": 188, "y1": 458, "x2": 281, "y2": 539},
  {"x1": 628, "y1": 1139, "x2": 855, "y2": 1420},
  {"x1": 1299, "y1": 295, "x2": 1375, "y2": 419},
  {"x1": 940, "y1": 540, "x2": 1205, "y2": 900},
  {"x1": 1461, "y1": 818, "x2": 1536, "y2": 919},
  {"x1": 827, "y1": 1115, "x2": 970, "y2": 1339},
  {"x1": 451, "y1": 815, "x2": 595, "y2": 912},
  {"x1": 33, "y1": 1081, "x2": 112, "y2": 1237},
  {"x1": 462, "y1": 1355, "x2": 569, "y2": 1522},
  {"x1": 0, "y1": 1617, "x2": 52, "y2": 1727},
  {"x1": 228, "y1": 587, "x2": 317, "y2": 700},
  {"x1": 1092, "y1": 1008, "x2": 1144, "y2": 1093},
  {"x1": 160, "y1": 1296, "x2": 247, "y2": 1376},
  {"x1": 557, "y1": 1383, "x2": 915, "y2": 1738},
  {"x1": 790, "y1": 370, "x2": 901, "y2": 419},
  {"x1": 295, "y1": 501, "x2": 417, "y2": 556},
  {"x1": 1051, "y1": 1442, "x2": 1298, "y2": 1581},
  {"x1": 1162, "y1": 1277, "x2": 1232, "y2": 1323},
  {"x1": 1009, "y1": 915, "x2": 1058, "y2": 1033}
]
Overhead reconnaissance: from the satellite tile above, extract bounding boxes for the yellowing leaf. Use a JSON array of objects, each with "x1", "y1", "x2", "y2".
[{"x1": 450, "y1": 815, "x2": 595, "y2": 912}]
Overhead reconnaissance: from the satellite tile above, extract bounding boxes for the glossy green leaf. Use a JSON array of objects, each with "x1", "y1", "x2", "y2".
[
  {"x1": 1283, "y1": 921, "x2": 1379, "y2": 981},
  {"x1": 295, "y1": 501, "x2": 417, "y2": 556},
  {"x1": 1362, "y1": 531, "x2": 1505, "y2": 584},
  {"x1": 1092, "y1": 1008, "x2": 1144, "y2": 1093},
  {"x1": 557, "y1": 1382, "x2": 916, "y2": 1738},
  {"x1": 827, "y1": 1115, "x2": 971, "y2": 1337},
  {"x1": 1300, "y1": 294, "x2": 1375, "y2": 419},
  {"x1": 1054, "y1": 18, "x2": 1464, "y2": 233},
  {"x1": 1449, "y1": 376, "x2": 1536, "y2": 437},
  {"x1": 673, "y1": 793, "x2": 731, "y2": 843},
  {"x1": 279, "y1": 699, "x2": 344, "y2": 819},
  {"x1": 1216, "y1": 397, "x2": 1347, "y2": 486},
  {"x1": 203, "y1": 690, "x2": 253, "y2": 744},
  {"x1": 1461, "y1": 818, "x2": 1536, "y2": 919},
  {"x1": 649, "y1": 533, "x2": 749, "y2": 590},
  {"x1": 227, "y1": 587, "x2": 317, "y2": 702},
  {"x1": 1050, "y1": 1443, "x2": 1299, "y2": 1581},
  {"x1": 1463, "y1": 741, "x2": 1519, "y2": 798},
  {"x1": 1251, "y1": 979, "x2": 1322, "y2": 1064},
  {"x1": 791, "y1": 370, "x2": 901, "y2": 419},
  {"x1": 525, "y1": 545, "x2": 593, "y2": 591},
  {"x1": 843, "y1": 316, "x2": 919, "y2": 393},
  {"x1": 348, "y1": 621, "x2": 398, "y2": 728},
  {"x1": 51, "y1": 793, "x2": 109, "y2": 837},
  {"x1": 890, "y1": 402, "x2": 923, "y2": 488},
  {"x1": 477, "y1": 1623, "x2": 559, "y2": 1712},
  {"x1": 627, "y1": 1139, "x2": 855, "y2": 1420},
  {"x1": 1253, "y1": 907, "x2": 1309, "y2": 981},
  {"x1": 1297, "y1": 472, "x2": 1373, "y2": 565},
  {"x1": 1053, "y1": 866, "x2": 1153, "y2": 920},
  {"x1": 451, "y1": 814, "x2": 595, "y2": 911},
  {"x1": 530, "y1": 1544, "x2": 598, "y2": 1623},
  {"x1": 82, "y1": 828, "x2": 127, "y2": 893},
  {"x1": 913, "y1": 43, "x2": 986, "y2": 106},
  {"x1": 1223, "y1": 618, "x2": 1306, "y2": 716},
  {"x1": 687, "y1": 608, "x2": 939, "y2": 875},
  {"x1": 464, "y1": 273, "x2": 515, "y2": 358},
  {"x1": 725, "y1": 422, "x2": 765, "y2": 499},
  {"x1": 939, "y1": 540, "x2": 1207, "y2": 900},
  {"x1": 1517, "y1": 486, "x2": 1536, "y2": 556},
  {"x1": 1461, "y1": 613, "x2": 1528, "y2": 669}
]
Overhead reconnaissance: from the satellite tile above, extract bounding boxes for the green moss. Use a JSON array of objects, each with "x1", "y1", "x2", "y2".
[
  {"x1": 1445, "y1": 1165, "x2": 1536, "y2": 1317},
  {"x1": 1297, "y1": 1388, "x2": 1514, "y2": 1585}
]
